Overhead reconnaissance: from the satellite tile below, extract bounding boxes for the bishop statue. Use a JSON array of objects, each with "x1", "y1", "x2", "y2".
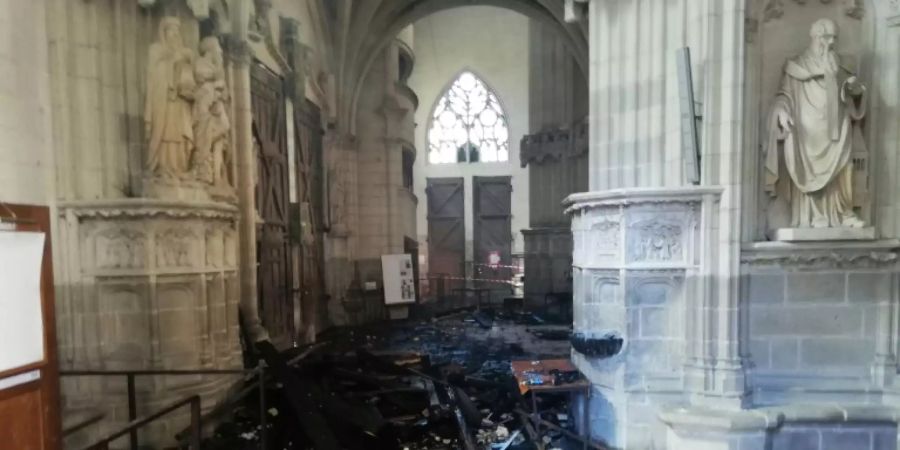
[{"x1": 765, "y1": 18, "x2": 867, "y2": 229}]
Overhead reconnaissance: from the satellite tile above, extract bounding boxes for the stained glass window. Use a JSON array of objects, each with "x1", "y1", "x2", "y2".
[{"x1": 428, "y1": 71, "x2": 509, "y2": 164}]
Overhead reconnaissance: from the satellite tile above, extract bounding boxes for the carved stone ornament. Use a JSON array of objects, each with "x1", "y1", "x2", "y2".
[
  {"x1": 627, "y1": 221, "x2": 683, "y2": 263},
  {"x1": 520, "y1": 119, "x2": 588, "y2": 168},
  {"x1": 96, "y1": 229, "x2": 147, "y2": 269},
  {"x1": 186, "y1": 0, "x2": 210, "y2": 19},
  {"x1": 591, "y1": 220, "x2": 620, "y2": 254},
  {"x1": 763, "y1": 0, "x2": 865, "y2": 22},
  {"x1": 156, "y1": 228, "x2": 196, "y2": 267},
  {"x1": 61, "y1": 199, "x2": 238, "y2": 221},
  {"x1": 741, "y1": 241, "x2": 900, "y2": 269}
]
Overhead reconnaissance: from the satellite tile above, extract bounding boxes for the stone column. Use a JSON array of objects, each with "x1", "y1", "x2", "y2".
[
  {"x1": 570, "y1": 0, "x2": 749, "y2": 447},
  {"x1": 227, "y1": 0, "x2": 267, "y2": 342}
]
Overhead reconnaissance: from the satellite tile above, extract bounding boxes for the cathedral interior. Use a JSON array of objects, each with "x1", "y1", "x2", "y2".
[{"x1": 3, "y1": 0, "x2": 900, "y2": 449}]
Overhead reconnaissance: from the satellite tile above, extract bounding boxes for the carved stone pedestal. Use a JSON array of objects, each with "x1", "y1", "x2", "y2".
[
  {"x1": 773, "y1": 227, "x2": 876, "y2": 241},
  {"x1": 142, "y1": 176, "x2": 213, "y2": 202},
  {"x1": 57, "y1": 199, "x2": 241, "y2": 448}
]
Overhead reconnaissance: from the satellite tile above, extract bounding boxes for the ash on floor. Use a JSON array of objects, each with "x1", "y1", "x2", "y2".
[{"x1": 201, "y1": 308, "x2": 594, "y2": 450}]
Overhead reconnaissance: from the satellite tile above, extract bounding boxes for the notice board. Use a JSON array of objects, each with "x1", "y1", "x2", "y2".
[
  {"x1": 0, "y1": 204, "x2": 60, "y2": 450},
  {"x1": 0, "y1": 231, "x2": 46, "y2": 373}
]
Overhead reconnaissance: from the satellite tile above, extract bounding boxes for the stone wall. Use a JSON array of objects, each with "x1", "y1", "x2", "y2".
[
  {"x1": 741, "y1": 241, "x2": 899, "y2": 406},
  {"x1": 0, "y1": 0, "x2": 54, "y2": 206}
]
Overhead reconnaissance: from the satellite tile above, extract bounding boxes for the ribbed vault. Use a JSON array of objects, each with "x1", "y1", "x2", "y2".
[{"x1": 306, "y1": 0, "x2": 587, "y2": 136}]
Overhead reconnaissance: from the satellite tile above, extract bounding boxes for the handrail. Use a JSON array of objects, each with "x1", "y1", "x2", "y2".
[
  {"x1": 62, "y1": 368, "x2": 254, "y2": 376},
  {"x1": 62, "y1": 411, "x2": 106, "y2": 437},
  {"x1": 62, "y1": 366, "x2": 265, "y2": 450},
  {"x1": 77, "y1": 395, "x2": 201, "y2": 450}
]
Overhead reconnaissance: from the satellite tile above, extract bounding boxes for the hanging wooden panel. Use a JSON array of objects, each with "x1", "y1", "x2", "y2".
[
  {"x1": 292, "y1": 100, "x2": 327, "y2": 336},
  {"x1": 251, "y1": 62, "x2": 294, "y2": 347}
]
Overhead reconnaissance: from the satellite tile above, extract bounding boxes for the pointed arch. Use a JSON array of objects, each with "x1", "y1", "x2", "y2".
[{"x1": 426, "y1": 70, "x2": 510, "y2": 164}]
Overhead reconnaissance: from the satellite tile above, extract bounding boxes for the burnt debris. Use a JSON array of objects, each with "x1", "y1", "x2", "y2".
[{"x1": 201, "y1": 309, "x2": 593, "y2": 449}]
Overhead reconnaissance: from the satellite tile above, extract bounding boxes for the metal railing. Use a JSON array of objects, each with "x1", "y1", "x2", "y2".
[
  {"x1": 78, "y1": 395, "x2": 201, "y2": 450},
  {"x1": 61, "y1": 366, "x2": 266, "y2": 450}
]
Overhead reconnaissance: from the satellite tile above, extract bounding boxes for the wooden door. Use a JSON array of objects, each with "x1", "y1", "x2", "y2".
[
  {"x1": 426, "y1": 178, "x2": 465, "y2": 293},
  {"x1": 0, "y1": 204, "x2": 60, "y2": 450},
  {"x1": 473, "y1": 176, "x2": 513, "y2": 290},
  {"x1": 252, "y1": 62, "x2": 294, "y2": 347}
]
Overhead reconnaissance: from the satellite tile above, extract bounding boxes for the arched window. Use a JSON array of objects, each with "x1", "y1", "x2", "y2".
[{"x1": 428, "y1": 71, "x2": 509, "y2": 164}]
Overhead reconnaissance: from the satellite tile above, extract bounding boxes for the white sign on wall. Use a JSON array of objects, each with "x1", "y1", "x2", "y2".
[{"x1": 0, "y1": 231, "x2": 46, "y2": 374}]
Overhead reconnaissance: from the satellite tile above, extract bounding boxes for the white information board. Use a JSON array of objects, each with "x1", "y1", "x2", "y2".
[
  {"x1": 381, "y1": 254, "x2": 416, "y2": 305},
  {"x1": 0, "y1": 231, "x2": 46, "y2": 373}
]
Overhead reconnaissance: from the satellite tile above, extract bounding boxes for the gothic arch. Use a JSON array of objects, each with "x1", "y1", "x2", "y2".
[{"x1": 342, "y1": 0, "x2": 587, "y2": 136}]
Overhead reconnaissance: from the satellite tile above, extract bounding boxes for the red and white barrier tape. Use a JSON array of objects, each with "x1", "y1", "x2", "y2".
[
  {"x1": 423, "y1": 275, "x2": 515, "y2": 285},
  {"x1": 473, "y1": 262, "x2": 522, "y2": 270}
]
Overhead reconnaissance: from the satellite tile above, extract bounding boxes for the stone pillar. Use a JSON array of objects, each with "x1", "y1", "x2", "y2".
[
  {"x1": 227, "y1": 0, "x2": 267, "y2": 342},
  {"x1": 571, "y1": 0, "x2": 749, "y2": 447},
  {"x1": 521, "y1": 19, "x2": 588, "y2": 304}
]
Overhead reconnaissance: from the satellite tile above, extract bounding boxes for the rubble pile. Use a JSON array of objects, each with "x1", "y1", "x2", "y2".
[{"x1": 202, "y1": 308, "x2": 592, "y2": 450}]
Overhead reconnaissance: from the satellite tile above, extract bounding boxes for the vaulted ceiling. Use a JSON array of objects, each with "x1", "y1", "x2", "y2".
[{"x1": 305, "y1": 0, "x2": 588, "y2": 134}]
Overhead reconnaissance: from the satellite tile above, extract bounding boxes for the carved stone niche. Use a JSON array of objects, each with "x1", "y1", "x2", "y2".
[{"x1": 753, "y1": 2, "x2": 876, "y2": 241}]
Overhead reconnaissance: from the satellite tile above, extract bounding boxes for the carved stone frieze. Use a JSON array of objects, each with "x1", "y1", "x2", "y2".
[
  {"x1": 762, "y1": 0, "x2": 866, "y2": 22},
  {"x1": 741, "y1": 249, "x2": 898, "y2": 268},
  {"x1": 520, "y1": 118, "x2": 588, "y2": 168},
  {"x1": 741, "y1": 240, "x2": 900, "y2": 269},
  {"x1": 61, "y1": 199, "x2": 238, "y2": 222},
  {"x1": 156, "y1": 228, "x2": 198, "y2": 268},
  {"x1": 591, "y1": 220, "x2": 620, "y2": 253},
  {"x1": 95, "y1": 228, "x2": 147, "y2": 269},
  {"x1": 627, "y1": 220, "x2": 683, "y2": 263},
  {"x1": 206, "y1": 228, "x2": 224, "y2": 267}
]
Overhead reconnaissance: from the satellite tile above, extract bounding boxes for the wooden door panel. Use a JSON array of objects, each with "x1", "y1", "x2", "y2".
[
  {"x1": 292, "y1": 100, "x2": 326, "y2": 338},
  {"x1": 426, "y1": 178, "x2": 465, "y2": 282},
  {"x1": 473, "y1": 177, "x2": 512, "y2": 289},
  {"x1": 252, "y1": 62, "x2": 294, "y2": 346},
  {"x1": 0, "y1": 382, "x2": 45, "y2": 449}
]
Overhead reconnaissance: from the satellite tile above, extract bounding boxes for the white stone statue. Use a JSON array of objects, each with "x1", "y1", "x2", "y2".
[
  {"x1": 145, "y1": 17, "x2": 196, "y2": 179},
  {"x1": 191, "y1": 36, "x2": 232, "y2": 187},
  {"x1": 765, "y1": 18, "x2": 867, "y2": 229}
]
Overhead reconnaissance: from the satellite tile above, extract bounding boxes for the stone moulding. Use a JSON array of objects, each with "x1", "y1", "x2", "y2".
[
  {"x1": 563, "y1": 186, "x2": 723, "y2": 214},
  {"x1": 59, "y1": 198, "x2": 239, "y2": 221},
  {"x1": 741, "y1": 239, "x2": 900, "y2": 268},
  {"x1": 659, "y1": 404, "x2": 900, "y2": 434}
]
